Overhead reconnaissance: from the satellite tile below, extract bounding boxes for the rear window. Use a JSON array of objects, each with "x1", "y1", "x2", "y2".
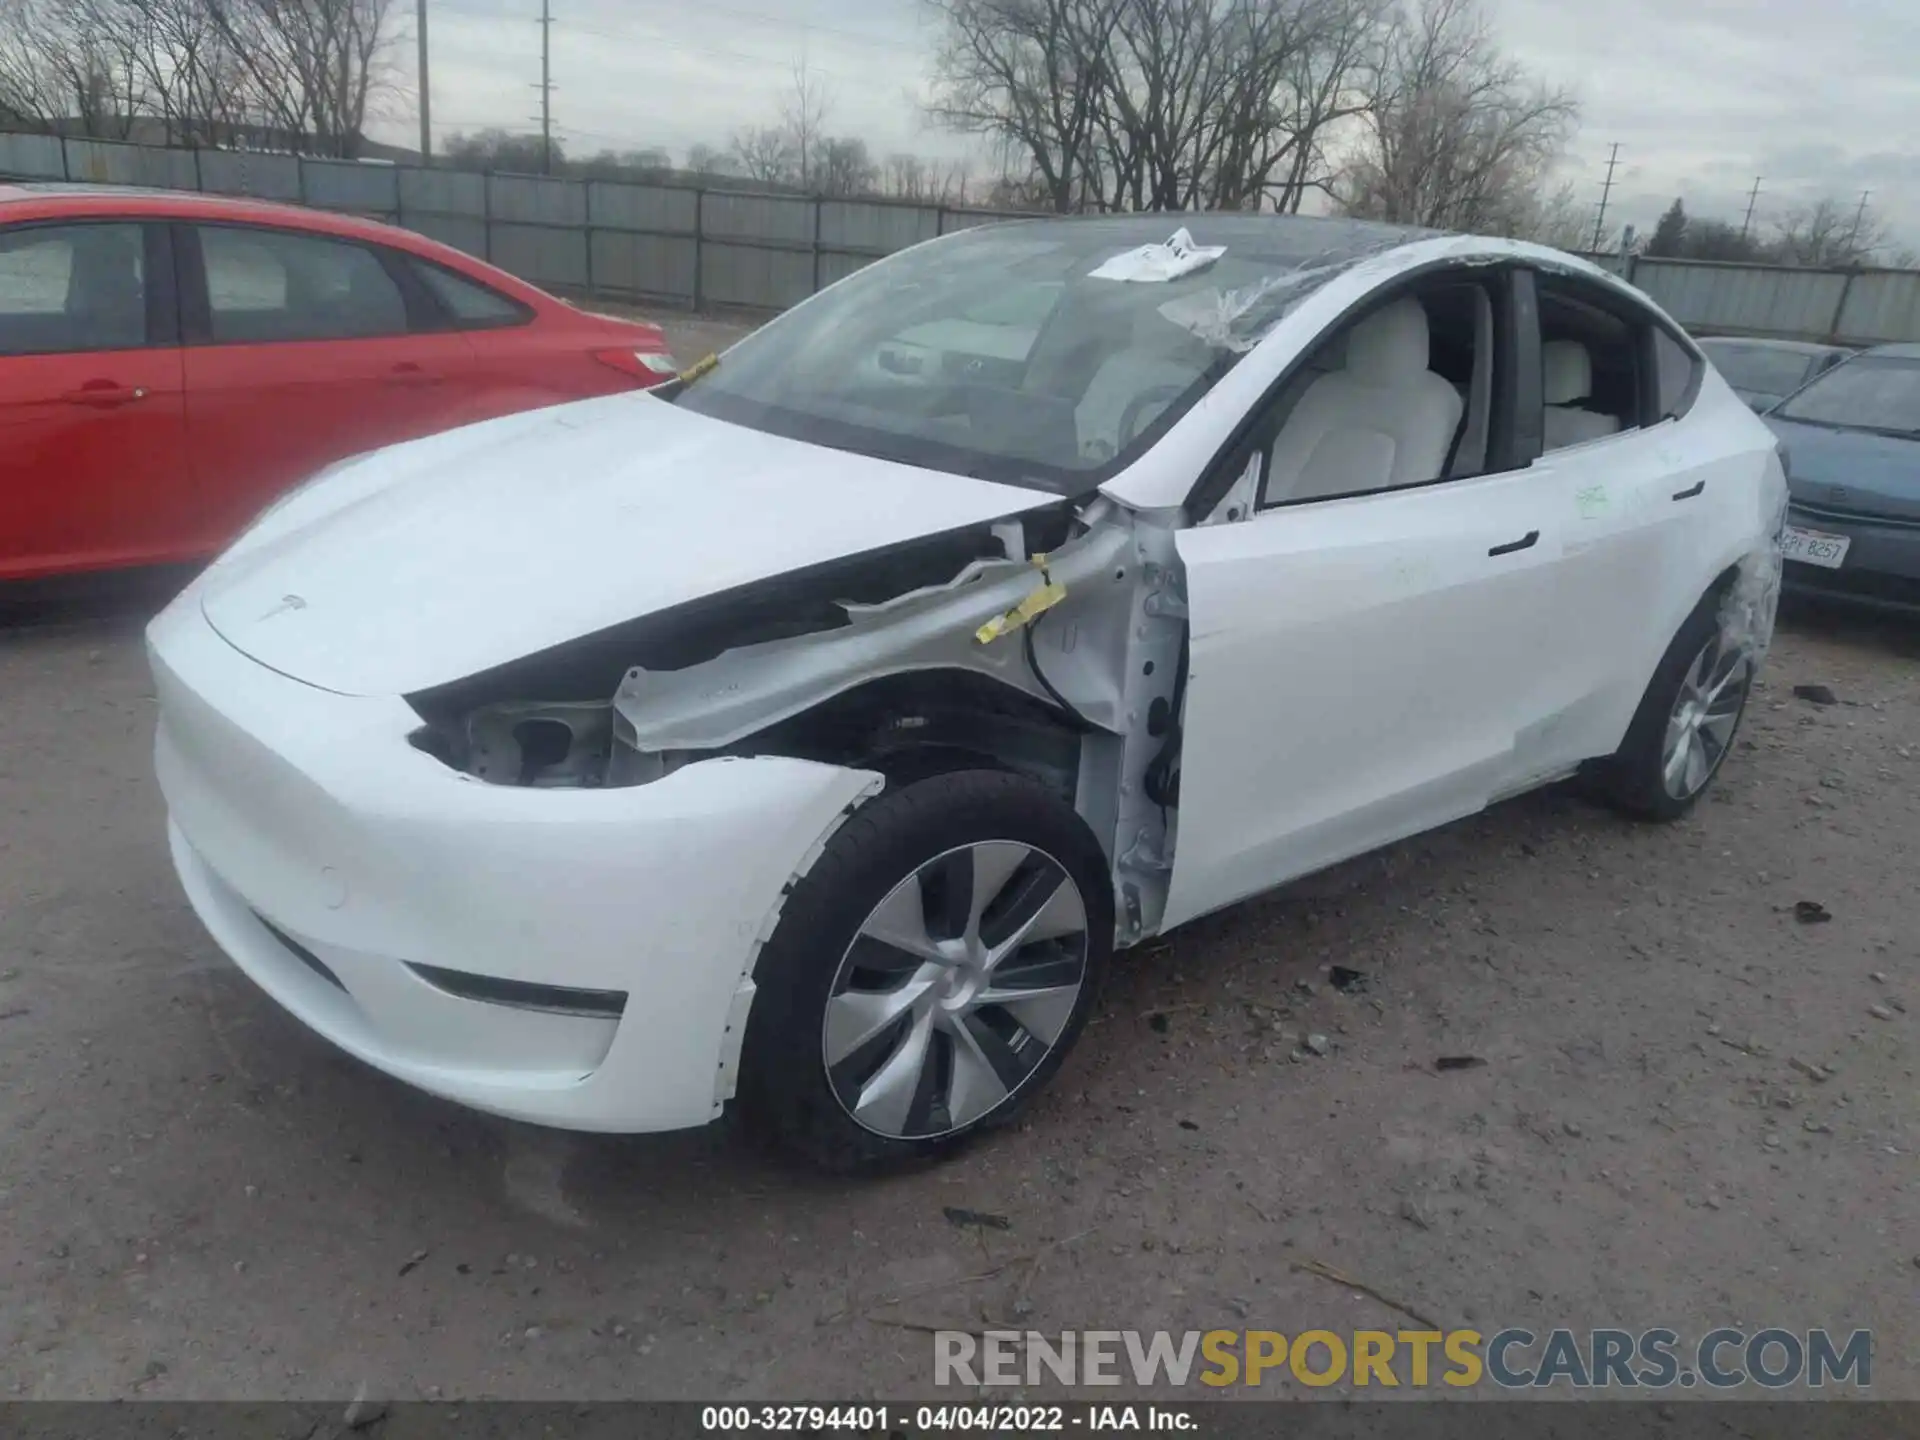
[
  {"x1": 1654, "y1": 328, "x2": 1703, "y2": 419},
  {"x1": 412, "y1": 259, "x2": 528, "y2": 328}
]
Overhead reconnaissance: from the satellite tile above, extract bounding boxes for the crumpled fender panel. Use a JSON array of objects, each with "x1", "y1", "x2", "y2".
[{"x1": 405, "y1": 504, "x2": 1076, "y2": 725}]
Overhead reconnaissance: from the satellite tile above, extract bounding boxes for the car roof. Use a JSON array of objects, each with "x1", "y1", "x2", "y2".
[
  {"x1": 1863, "y1": 342, "x2": 1920, "y2": 360},
  {"x1": 1, "y1": 181, "x2": 432, "y2": 248},
  {"x1": 959, "y1": 211, "x2": 1438, "y2": 264}
]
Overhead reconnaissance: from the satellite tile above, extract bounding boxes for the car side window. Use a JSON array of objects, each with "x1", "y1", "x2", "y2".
[
  {"x1": 409, "y1": 258, "x2": 529, "y2": 329},
  {"x1": 1537, "y1": 275, "x2": 1696, "y2": 452},
  {"x1": 197, "y1": 225, "x2": 408, "y2": 344},
  {"x1": 1256, "y1": 276, "x2": 1499, "y2": 509},
  {"x1": 1652, "y1": 327, "x2": 1703, "y2": 421},
  {"x1": 0, "y1": 223, "x2": 147, "y2": 357}
]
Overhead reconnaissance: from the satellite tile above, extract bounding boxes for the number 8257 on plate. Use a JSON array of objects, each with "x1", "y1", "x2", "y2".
[{"x1": 1782, "y1": 524, "x2": 1851, "y2": 569}]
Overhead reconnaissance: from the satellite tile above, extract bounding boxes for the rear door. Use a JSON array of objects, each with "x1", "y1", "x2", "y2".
[
  {"x1": 1512, "y1": 274, "x2": 1728, "y2": 777},
  {"x1": 0, "y1": 217, "x2": 191, "y2": 580},
  {"x1": 178, "y1": 221, "x2": 478, "y2": 547},
  {"x1": 1164, "y1": 267, "x2": 1565, "y2": 930}
]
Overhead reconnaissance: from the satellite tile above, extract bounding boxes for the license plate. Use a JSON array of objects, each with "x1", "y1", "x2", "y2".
[{"x1": 1782, "y1": 525, "x2": 1851, "y2": 569}]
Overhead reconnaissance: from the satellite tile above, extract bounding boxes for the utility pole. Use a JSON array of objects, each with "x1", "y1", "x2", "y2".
[
  {"x1": 1849, "y1": 189, "x2": 1871, "y2": 253},
  {"x1": 416, "y1": 0, "x2": 431, "y2": 164},
  {"x1": 1589, "y1": 142, "x2": 1621, "y2": 253},
  {"x1": 1740, "y1": 176, "x2": 1762, "y2": 241},
  {"x1": 535, "y1": 0, "x2": 554, "y2": 175}
]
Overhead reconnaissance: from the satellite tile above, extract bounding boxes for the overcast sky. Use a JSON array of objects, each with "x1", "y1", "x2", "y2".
[{"x1": 391, "y1": 0, "x2": 1920, "y2": 247}]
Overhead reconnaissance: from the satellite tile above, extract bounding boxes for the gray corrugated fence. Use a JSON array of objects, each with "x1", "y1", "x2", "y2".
[
  {"x1": 1569, "y1": 250, "x2": 1920, "y2": 347},
  {"x1": 0, "y1": 130, "x2": 1030, "y2": 313},
  {"x1": 7, "y1": 130, "x2": 1920, "y2": 339}
]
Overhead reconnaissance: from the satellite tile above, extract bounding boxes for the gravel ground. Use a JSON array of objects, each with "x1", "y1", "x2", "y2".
[{"x1": 0, "y1": 321, "x2": 1914, "y2": 1401}]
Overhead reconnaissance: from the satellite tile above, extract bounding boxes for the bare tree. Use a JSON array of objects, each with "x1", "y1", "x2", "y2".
[
  {"x1": 204, "y1": 0, "x2": 398, "y2": 157},
  {"x1": 0, "y1": 0, "x2": 145, "y2": 135},
  {"x1": 782, "y1": 58, "x2": 832, "y2": 191},
  {"x1": 883, "y1": 152, "x2": 972, "y2": 203},
  {"x1": 442, "y1": 127, "x2": 558, "y2": 174},
  {"x1": 68, "y1": 0, "x2": 250, "y2": 146},
  {"x1": 925, "y1": 0, "x2": 1121, "y2": 212},
  {"x1": 1512, "y1": 179, "x2": 1589, "y2": 251},
  {"x1": 1770, "y1": 196, "x2": 1889, "y2": 268},
  {"x1": 730, "y1": 123, "x2": 794, "y2": 185},
  {"x1": 815, "y1": 135, "x2": 878, "y2": 197},
  {"x1": 686, "y1": 141, "x2": 736, "y2": 177},
  {"x1": 1336, "y1": 0, "x2": 1577, "y2": 235},
  {"x1": 927, "y1": 0, "x2": 1385, "y2": 214}
]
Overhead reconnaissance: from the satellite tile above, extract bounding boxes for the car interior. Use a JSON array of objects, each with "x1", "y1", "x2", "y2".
[
  {"x1": 1256, "y1": 282, "x2": 1490, "y2": 506},
  {"x1": 1538, "y1": 284, "x2": 1639, "y2": 449}
]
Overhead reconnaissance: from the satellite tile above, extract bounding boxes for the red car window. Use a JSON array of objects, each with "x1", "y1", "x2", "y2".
[
  {"x1": 409, "y1": 259, "x2": 531, "y2": 330},
  {"x1": 198, "y1": 224, "x2": 409, "y2": 345},
  {"x1": 0, "y1": 222, "x2": 149, "y2": 356}
]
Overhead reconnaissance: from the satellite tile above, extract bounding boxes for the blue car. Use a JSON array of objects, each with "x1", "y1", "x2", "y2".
[{"x1": 1766, "y1": 343, "x2": 1920, "y2": 615}]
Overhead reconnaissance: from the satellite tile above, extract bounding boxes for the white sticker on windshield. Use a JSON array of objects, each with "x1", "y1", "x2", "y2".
[{"x1": 1089, "y1": 227, "x2": 1226, "y2": 283}]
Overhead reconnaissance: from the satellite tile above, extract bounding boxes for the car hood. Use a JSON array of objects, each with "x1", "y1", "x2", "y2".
[
  {"x1": 1767, "y1": 416, "x2": 1920, "y2": 524},
  {"x1": 197, "y1": 392, "x2": 1058, "y2": 697}
]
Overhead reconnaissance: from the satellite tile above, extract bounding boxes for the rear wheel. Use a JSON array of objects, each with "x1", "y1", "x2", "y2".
[
  {"x1": 1590, "y1": 591, "x2": 1754, "y2": 822},
  {"x1": 736, "y1": 769, "x2": 1112, "y2": 1173}
]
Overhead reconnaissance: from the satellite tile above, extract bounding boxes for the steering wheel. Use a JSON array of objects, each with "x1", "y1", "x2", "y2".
[{"x1": 1117, "y1": 384, "x2": 1189, "y2": 451}]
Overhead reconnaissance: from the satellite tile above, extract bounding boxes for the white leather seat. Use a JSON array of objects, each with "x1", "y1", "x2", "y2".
[
  {"x1": 1543, "y1": 340, "x2": 1622, "y2": 450},
  {"x1": 1266, "y1": 299, "x2": 1463, "y2": 503}
]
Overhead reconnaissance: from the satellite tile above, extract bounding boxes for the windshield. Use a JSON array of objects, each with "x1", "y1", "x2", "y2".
[
  {"x1": 1775, "y1": 355, "x2": 1920, "y2": 436},
  {"x1": 1702, "y1": 342, "x2": 1821, "y2": 399},
  {"x1": 670, "y1": 219, "x2": 1398, "y2": 493}
]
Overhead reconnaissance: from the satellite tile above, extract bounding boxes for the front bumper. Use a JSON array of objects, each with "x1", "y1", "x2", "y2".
[
  {"x1": 149, "y1": 598, "x2": 881, "y2": 1133},
  {"x1": 1782, "y1": 501, "x2": 1920, "y2": 615}
]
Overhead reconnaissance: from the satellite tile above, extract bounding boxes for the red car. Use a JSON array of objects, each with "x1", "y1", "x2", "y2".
[{"x1": 0, "y1": 183, "x2": 678, "y2": 581}]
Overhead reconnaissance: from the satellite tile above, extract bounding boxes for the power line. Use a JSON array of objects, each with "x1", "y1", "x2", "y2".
[
  {"x1": 563, "y1": 21, "x2": 859, "y2": 82},
  {"x1": 629, "y1": 0, "x2": 924, "y2": 53}
]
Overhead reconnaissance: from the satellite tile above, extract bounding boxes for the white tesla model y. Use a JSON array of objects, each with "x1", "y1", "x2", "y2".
[{"x1": 149, "y1": 216, "x2": 1787, "y2": 1171}]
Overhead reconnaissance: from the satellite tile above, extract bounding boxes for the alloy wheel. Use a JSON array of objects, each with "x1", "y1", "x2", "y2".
[
  {"x1": 822, "y1": 840, "x2": 1091, "y2": 1140},
  {"x1": 1661, "y1": 631, "x2": 1751, "y2": 801}
]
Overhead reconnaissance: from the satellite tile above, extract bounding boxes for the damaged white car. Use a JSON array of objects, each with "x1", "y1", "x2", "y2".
[{"x1": 149, "y1": 216, "x2": 1787, "y2": 1171}]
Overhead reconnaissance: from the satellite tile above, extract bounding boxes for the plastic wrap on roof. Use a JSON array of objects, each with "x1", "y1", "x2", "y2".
[
  {"x1": 1088, "y1": 228, "x2": 1227, "y2": 282},
  {"x1": 1152, "y1": 235, "x2": 1413, "y2": 352},
  {"x1": 1156, "y1": 262, "x2": 1340, "y2": 352}
]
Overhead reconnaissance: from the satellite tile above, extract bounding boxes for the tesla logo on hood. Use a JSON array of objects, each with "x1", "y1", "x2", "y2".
[{"x1": 257, "y1": 594, "x2": 308, "y2": 622}]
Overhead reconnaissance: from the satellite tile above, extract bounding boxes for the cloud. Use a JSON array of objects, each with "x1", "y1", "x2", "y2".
[
  {"x1": 1491, "y1": 0, "x2": 1920, "y2": 244},
  {"x1": 385, "y1": 0, "x2": 1920, "y2": 245}
]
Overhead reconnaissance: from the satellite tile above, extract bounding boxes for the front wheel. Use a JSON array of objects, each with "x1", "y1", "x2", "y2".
[
  {"x1": 735, "y1": 770, "x2": 1113, "y2": 1173},
  {"x1": 1590, "y1": 591, "x2": 1754, "y2": 822}
]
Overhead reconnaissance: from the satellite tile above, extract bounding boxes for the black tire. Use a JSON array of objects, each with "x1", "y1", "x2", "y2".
[
  {"x1": 735, "y1": 769, "x2": 1113, "y2": 1174},
  {"x1": 1589, "y1": 589, "x2": 1753, "y2": 822}
]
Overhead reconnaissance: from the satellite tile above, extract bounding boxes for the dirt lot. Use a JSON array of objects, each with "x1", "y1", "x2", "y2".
[{"x1": 1, "y1": 318, "x2": 1915, "y2": 1402}]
